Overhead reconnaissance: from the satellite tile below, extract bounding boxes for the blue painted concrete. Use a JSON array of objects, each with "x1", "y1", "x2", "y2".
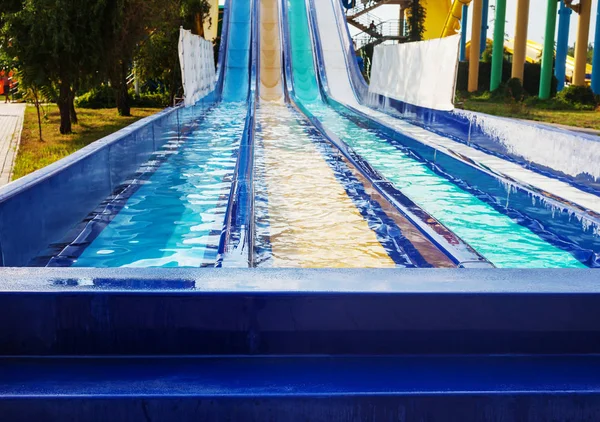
[
  {"x1": 1, "y1": 268, "x2": 600, "y2": 356},
  {"x1": 3, "y1": 393, "x2": 600, "y2": 422},
  {"x1": 0, "y1": 107, "x2": 199, "y2": 267}
]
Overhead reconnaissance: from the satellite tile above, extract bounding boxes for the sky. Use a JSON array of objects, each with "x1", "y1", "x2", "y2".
[
  {"x1": 217, "y1": 0, "x2": 598, "y2": 47},
  {"x1": 356, "y1": 0, "x2": 599, "y2": 47}
]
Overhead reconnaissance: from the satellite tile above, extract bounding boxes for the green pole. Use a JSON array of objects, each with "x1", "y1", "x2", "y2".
[
  {"x1": 539, "y1": 0, "x2": 558, "y2": 99},
  {"x1": 490, "y1": 0, "x2": 507, "y2": 91}
]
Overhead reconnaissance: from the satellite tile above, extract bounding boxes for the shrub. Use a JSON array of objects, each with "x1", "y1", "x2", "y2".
[
  {"x1": 75, "y1": 85, "x2": 116, "y2": 109},
  {"x1": 129, "y1": 90, "x2": 170, "y2": 108},
  {"x1": 75, "y1": 85, "x2": 170, "y2": 109},
  {"x1": 506, "y1": 77, "x2": 525, "y2": 102},
  {"x1": 522, "y1": 62, "x2": 558, "y2": 97},
  {"x1": 524, "y1": 96, "x2": 574, "y2": 110},
  {"x1": 557, "y1": 85, "x2": 597, "y2": 107}
]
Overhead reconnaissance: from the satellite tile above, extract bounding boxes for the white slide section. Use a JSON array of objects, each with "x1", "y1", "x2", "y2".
[
  {"x1": 311, "y1": 0, "x2": 600, "y2": 217},
  {"x1": 311, "y1": 0, "x2": 360, "y2": 108},
  {"x1": 178, "y1": 28, "x2": 216, "y2": 107},
  {"x1": 369, "y1": 36, "x2": 460, "y2": 111}
]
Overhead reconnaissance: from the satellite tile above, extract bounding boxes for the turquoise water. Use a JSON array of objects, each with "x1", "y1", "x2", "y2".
[
  {"x1": 71, "y1": 0, "x2": 252, "y2": 267},
  {"x1": 222, "y1": 0, "x2": 252, "y2": 102},
  {"x1": 73, "y1": 103, "x2": 247, "y2": 267},
  {"x1": 286, "y1": 0, "x2": 584, "y2": 268}
]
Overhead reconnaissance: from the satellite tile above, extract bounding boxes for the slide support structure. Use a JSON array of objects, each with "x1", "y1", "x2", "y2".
[
  {"x1": 556, "y1": 0, "x2": 572, "y2": 91},
  {"x1": 459, "y1": 4, "x2": 469, "y2": 61},
  {"x1": 490, "y1": 0, "x2": 507, "y2": 91},
  {"x1": 469, "y1": 0, "x2": 483, "y2": 92},
  {"x1": 540, "y1": 0, "x2": 558, "y2": 99},
  {"x1": 511, "y1": 0, "x2": 529, "y2": 81},
  {"x1": 480, "y1": 0, "x2": 489, "y2": 55},
  {"x1": 573, "y1": 0, "x2": 592, "y2": 86},
  {"x1": 592, "y1": 0, "x2": 600, "y2": 93}
]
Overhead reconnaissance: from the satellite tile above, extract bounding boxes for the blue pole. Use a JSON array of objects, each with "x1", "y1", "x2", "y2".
[
  {"x1": 460, "y1": 4, "x2": 469, "y2": 61},
  {"x1": 480, "y1": 0, "x2": 489, "y2": 55},
  {"x1": 592, "y1": 0, "x2": 600, "y2": 94},
  {"x1": 556, "y1": 0, "x2": 572, "y2": 91}
]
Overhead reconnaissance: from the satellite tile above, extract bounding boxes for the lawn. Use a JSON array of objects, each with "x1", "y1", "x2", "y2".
[
  {"x1": 12, "y1": 105, "x2": 159, "y2": 180},
  {"x1": 456, "y1": 96, "x2": 600, "y2": 131}
]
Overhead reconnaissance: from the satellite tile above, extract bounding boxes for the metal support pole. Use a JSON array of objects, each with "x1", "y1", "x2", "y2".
[
  {"x1": 592, "y1": 0, "x2": 600, "y2": 93},
  {"x1": 573, "y1": 0, "x2": 592, "y2": 86},
  {"x1": 540, "y1": 0, "x2": 558, "y2": 99},
  {"x1": 480, "y1": 0, "x2": 490, "y2": 55},
  {"x1": 469, "y1": 0, "x2": 483, "y2": 92},
  {"x1": 556, "y1": 0, "x2": 572, "y2": 91},
  {"x1": 511, "y1": 0, "x2": 530, "y2": 81},
  {"x1": 460, "y1": 4, "x2": 469, "y2": 61},
  {"x1": 490, "y1": 0, "x2": 507, "y2": 91}
]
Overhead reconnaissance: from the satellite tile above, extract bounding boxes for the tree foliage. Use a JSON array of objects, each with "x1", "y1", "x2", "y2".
[
  {"x1": 407, "y1": 0, "x2": 427, "y2": 42},
  {"x1": 1, "y1": 0, "x2": 210, "y2": 132}
]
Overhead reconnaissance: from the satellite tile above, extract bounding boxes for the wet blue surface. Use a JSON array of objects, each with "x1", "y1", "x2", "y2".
[{"x1": 3, "y1": 355, "x2": 600, "y2": 395}]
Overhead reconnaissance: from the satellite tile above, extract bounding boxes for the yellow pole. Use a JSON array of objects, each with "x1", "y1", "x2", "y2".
[
  {"x1": 573, "y1": 0, "x2": 592, "y2": 86},
  {"x1": 469, "y1": 0, "x2": 483, "y2": 92},
  {"x1": 511, "y1": 0, "x2": 530, "y2": 81}
]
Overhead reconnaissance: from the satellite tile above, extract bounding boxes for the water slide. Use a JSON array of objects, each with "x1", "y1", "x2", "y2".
[
  {"x1": 291, "y1": 0, "x2": 595, "y2": 267},
  {"x1": 46, "y1": 0, "x2": 254, "y2": 267},
  {"x1": 255, "y1": 0, "x2": 450, "y2": 267},
  {"x1": 35, "y1": 0, "x2": 598, "y2": 269}
]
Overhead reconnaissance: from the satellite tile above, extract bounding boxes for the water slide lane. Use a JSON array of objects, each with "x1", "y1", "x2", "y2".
[
  {"x1": 256, "y1": 0, "x2": 403, "y2": 267},
  {"x1": 290, "y1": 0, "x2": 584, "y2": 268},
  {"x1": 259, "y1": 0, "x2": 284, "y2": 102},
  {"x1": 255, "y1": 103, "x2": 401, "y2": 268},
  {"x1": 73, "y1": 106, "x2": 246, "y2": 267},
  {"x1": 222, "y1": 0, "x2": 252, "y2": 102},
  {"x1": 70, "y1": 0, "x2": 251, "y2": 267}
]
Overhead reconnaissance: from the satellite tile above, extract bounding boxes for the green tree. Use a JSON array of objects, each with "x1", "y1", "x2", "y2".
[
  {"x1": 407, "y1": 0, "x2": 427, "y2": 42},
  {"x1": 102, "y1": 0, "x2": 210, "y2": 116},
  {"x1": 567, "y1": 43, "x2": 594, "y2": 64},
  {"x1": 134, "y1": 0, "x2": 212, "y2": 105},
  {"x1": 3, "y1": 0, "x2": 107, "y2": 134}
]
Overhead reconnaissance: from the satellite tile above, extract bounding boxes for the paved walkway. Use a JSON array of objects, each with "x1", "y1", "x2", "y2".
[{"x1": 0, "y1": 103, "x2": 26, "y2": 186}]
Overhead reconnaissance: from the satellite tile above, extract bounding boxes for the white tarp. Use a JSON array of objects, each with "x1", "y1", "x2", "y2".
[
  {"x1": 369, "y1": 35, "x2": 460, "y2": 111},
  {"x1": 178, "y1": 27, "x2": 216, "y2": 107}
]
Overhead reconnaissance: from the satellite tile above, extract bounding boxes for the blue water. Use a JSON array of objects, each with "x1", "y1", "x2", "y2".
[
  {"x1": 222, "y1": 0, "x2": 252, "y2": 102},
  {"x1": 73, "y1": 103, "x2": 247, "y2": 267},
  {"x1": 70, "y1": 1, "x2": 252, "y2": 267},
  {"x1": 286, "y1": 0, "x2": 585, "y2": 268}
]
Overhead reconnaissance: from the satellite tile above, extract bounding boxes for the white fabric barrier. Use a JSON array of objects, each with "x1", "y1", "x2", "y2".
[
  {"x1": 369, "y1": 35, "x2": 460, "y2": 111},
  {"x1": 178, "y1": 27, "x2": 216, "y2": 107}
]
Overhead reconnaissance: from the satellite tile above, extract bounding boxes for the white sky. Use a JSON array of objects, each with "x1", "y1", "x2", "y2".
[
  {"x1": 355, "y1": 0, "x2": 598, "y2": 47},
  {"x1": 217, "y1": 0, "x2": 598, "y2": 46}
]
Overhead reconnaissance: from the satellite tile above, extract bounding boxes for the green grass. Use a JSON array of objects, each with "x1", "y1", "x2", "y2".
[
  {"x1": 13, "y1": 105, "x2": 159, "y2": 180},
  {"x1": 456, "y1": 93, "x2": 600, "y2": 131}
]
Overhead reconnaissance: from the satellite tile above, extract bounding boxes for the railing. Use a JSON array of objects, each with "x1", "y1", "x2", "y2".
[
  {"x1": 353, "y1": 19, "x2": 404, "y2": 48},
  {"x1": 350, "y1": 11, "x2": 383, "y2": 30},
  {"x1": 345, "y1": 0, "x2": 393, "y2": 19}
]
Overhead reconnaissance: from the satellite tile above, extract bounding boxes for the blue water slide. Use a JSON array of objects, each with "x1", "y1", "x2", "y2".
[
  {"x1": 328, "y1": 0, "x2": 600, "y2": 197},
  {"x1": 221, "y1": 0, "x2": 253, "y2": 102},
  {"x1": 280, "y1": 0, "x2": 491, "y2": 268},
  {"x1": 216, "y1": 0, "x2": 258, "y2": 267},
  {"x1": 306, "y1": 0, "x2": 599, "y2": 267}
]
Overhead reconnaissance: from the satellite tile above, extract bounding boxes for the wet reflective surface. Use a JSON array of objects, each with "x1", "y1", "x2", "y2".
[
  {"x1": 72, "y1": 104, "x2": 247, "y2": 267},
  {"x1": 306, "y1": 104, "x2": 585, "y2": 268},
  {"x1": 254, "y1": 103, "x2": 402, "y2": 268}
]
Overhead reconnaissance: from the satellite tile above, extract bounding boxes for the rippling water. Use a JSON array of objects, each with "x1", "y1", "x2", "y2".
[
  {"x1": 305, "y1": 103, "x2": 585, "y2": 268},
  {"x1": 72, "y1": 103, "x2": 247, "y2": 267},
  {"x1": 255, "y1": 103, "x2": 410, "y2": 268}
]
